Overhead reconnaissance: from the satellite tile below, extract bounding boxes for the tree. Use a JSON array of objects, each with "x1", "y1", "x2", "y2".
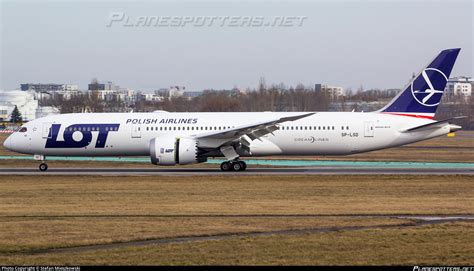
[{"x1": 10, "y1": 105, "x2": 23, "y2": 123}]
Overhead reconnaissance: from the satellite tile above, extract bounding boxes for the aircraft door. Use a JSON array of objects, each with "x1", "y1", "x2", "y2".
[
  {"x1": 131, "y1": 125, "x2": 141, "y2": 138},
  {"x1": 364, "y1": 121, "x2": 374, "y2": 137},
  {"x1": 42, "y1": 123, "x2": 52, "y2": 139}
]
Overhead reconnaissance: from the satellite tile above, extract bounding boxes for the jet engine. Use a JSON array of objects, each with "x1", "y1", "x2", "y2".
[{"x1": 150, "y1": 137, "x2": 204, "y2": 165}]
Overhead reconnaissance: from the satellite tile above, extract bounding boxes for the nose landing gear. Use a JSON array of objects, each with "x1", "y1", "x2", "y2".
[
  {"x1": 34, "y1": 155, "x2": 48, "y2": 172},
  {"x1": 220, "y1": 160, "x2": 247, "y2": 171}
]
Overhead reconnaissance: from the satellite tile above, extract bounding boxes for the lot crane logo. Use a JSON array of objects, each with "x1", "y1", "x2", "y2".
[{"x1": 411, "y1": 68, "x2": 448, "y2": 107}]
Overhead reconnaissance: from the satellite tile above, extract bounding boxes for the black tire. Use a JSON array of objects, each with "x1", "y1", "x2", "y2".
[
  {"x1": 220, "y1": 161, "x2": 231, "y2": 171},
  {"x1": 232, "y1": 161, "x2": 242, "y2": 171},
  {"x1": 239, "y1": 161, "x2": 247, "y2": 171},
  {"x1": 39, "y1": 163, "x2": 48, "y2": 172}
]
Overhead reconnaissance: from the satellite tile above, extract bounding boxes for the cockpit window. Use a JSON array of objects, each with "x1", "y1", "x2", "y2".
[{"x1": 18, "y1": 127, "x2": 27, "y2": 133}]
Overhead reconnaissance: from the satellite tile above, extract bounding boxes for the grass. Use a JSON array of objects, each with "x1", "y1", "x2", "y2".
[
  {"x1": 0, "y1": 216, "x2": 408, "y2": 254},
  {"x1": 0, "y1": 175, "x2": 472, "y2": 217},
  {"x1": 0, "y1": 174, "x2": 472, "y2": 264},
  {"x1": 0, "y1": 222, "x2": 472, "y2": 265}
]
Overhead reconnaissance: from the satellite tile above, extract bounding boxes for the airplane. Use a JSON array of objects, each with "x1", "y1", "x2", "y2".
[{"x1": 3, "y1": 48, "x2": 464, "y2": 172}]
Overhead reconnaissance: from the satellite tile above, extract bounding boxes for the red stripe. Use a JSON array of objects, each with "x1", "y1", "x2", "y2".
[{"x1": 382, "y1": 113, "x2": 434, "y2": 119}]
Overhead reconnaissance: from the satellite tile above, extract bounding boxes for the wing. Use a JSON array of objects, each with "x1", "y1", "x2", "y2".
[{"x1": 193, "y1": 112, "x2": 315, "y2": 149}]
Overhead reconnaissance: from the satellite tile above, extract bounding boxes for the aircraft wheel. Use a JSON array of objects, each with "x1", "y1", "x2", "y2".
[
  {"x1": 231, "y1": 161, "x2": 242, "y2": 171},
  {"x1": 220, "y1": 161, "x2": 231, "y2": 171},
  {"x1": 239, "y1": 161, "x2": 247, "y2": 171},
  {"x1": 39, "y1": 163, "x2": 48, "y2": 172}
]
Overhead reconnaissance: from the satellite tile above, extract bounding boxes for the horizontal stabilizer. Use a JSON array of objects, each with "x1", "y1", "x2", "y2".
[{"x1": 403, "y1": 116, "x2": 466, "y2": 133}]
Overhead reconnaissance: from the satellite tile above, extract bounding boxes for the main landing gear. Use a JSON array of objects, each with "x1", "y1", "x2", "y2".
[
  {"x1": 220, "y1": 160, "x2": 247, "y2": 171},
  {"x1": 39, "y1": 163, "x2": 48, "y2": 172}
]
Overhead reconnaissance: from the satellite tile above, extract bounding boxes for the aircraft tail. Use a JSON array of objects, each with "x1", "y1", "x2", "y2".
[{"x1": 378, "y1": 48, "x2": 461, "y2": 119}]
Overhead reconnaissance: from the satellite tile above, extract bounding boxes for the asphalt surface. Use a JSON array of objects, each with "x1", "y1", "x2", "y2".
[{"x1": 0, "y1": 166, "x2": 472, "y2": 175}]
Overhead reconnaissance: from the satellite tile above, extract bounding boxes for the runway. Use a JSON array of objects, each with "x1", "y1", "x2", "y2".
[{"x1": 0, "y1": 166, "x2": 472, "y2": 175}]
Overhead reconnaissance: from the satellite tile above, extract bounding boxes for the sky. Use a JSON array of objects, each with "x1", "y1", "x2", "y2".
[{"x1": 1, "y1": 0, "x2": 472, "y2": 92}]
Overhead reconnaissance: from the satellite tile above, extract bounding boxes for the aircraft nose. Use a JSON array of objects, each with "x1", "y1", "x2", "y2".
[{"x1": 3, "y1": 134, "x2": 14, "y2": 151}]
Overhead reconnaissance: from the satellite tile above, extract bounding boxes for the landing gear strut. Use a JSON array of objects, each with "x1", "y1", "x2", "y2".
[
  {"x1": 39, "y1": 163, "x2": 48, "y2": 172},
  {"x1": 220, "y1": 160, "x2": 247, "y2": 171},
  {"x1": 34, "y1": 155, "x2": 48, "y2": 172}
]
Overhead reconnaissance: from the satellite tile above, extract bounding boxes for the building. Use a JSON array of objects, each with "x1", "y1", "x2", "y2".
[
  {"x1": 88, "y1": 81, "x2": 119, "y2": 91},
  {"x1": 88, "y1": 81, "x2": 135, "y2": 103},
  {"x1": 0, "y1": 90, "x2": 61, "y2": 121},
  {"x1": 0, "y1": 90, "x2": 39, "y2": 121},
  {"x1": 142, "y1": 93, "x2": 164, "y2": 102},
  {"x1": 445, "y1": 76, "x2": 472, "y2": 100},
  {"x1": 143, "y1": 86, "x2": 188, "y2": 101},
  {"x1": 316, "y1": 84, "x2": 345, "y2": 99},
  {"x1": 169, "y1": 86, "x2": 185, "y2": 98},
  {"x1": 21, "y1": 83, "x2": 80, "y2": 100}
]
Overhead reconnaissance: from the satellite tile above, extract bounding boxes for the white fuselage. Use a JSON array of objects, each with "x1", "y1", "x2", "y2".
[{"x1": 5, "y1": 111, "x2": 451, "y2": 158}]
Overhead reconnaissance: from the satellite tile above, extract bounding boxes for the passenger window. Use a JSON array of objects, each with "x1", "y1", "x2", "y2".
[{"x1": 19, "y1": 127, "x2": 27, "y2": 133}]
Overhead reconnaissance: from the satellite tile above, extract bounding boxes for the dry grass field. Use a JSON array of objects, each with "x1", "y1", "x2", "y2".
[
  {"x1": 0, "y1": 175, "x2": 472, "y2": 265},
  {"x1": 1, "y1": 222, "x2": 471, "y2": 265}
]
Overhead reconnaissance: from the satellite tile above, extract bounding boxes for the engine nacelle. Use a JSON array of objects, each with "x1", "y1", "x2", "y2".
[{"x1": 150, "y1": 137, "x2": 203, "y2": 165}]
